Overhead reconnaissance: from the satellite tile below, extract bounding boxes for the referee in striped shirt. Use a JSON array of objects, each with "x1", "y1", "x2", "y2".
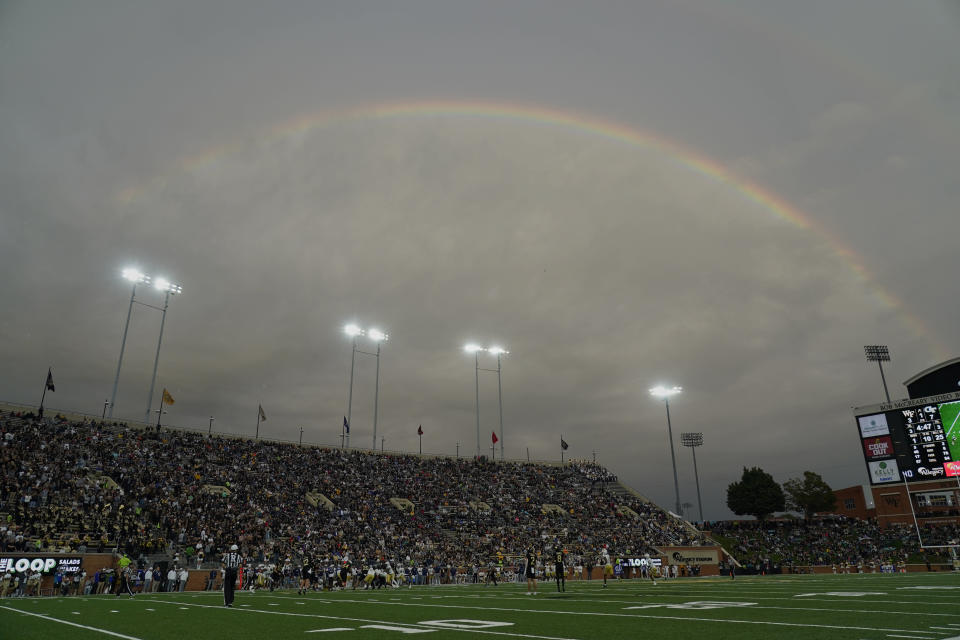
[{"x1": 222, "y1": 545, "x2": 242, "y2": 607}]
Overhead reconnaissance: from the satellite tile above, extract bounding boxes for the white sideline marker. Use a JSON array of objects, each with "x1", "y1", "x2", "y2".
[{"x1": 306, "y1": 629, "x2": 353, "y2": 633}]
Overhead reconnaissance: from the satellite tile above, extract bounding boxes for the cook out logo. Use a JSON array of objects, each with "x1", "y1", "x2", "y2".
[
  {"x1": 944, "y1": 461, "x2": 960, "y2": 477},
  {"x1": 863, "y1": 436, "x2": 893, "y2": 459}
]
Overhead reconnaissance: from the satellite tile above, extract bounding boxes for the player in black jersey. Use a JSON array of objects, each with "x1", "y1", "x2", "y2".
[
  {"x1": 298, "y1": 560, "x2": 312, "y2": 594},
  {"x1": 524, "y1": 550, "x2": 538, "y2": 595},
  {"x1": 339, "y1": 561, "x2": 350, "y2": 589},
  {"x1": 554, "y1": 549, "x2": 566, "y2": 593}
]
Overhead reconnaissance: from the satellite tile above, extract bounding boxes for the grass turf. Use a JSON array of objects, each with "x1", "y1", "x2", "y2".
[{"x1": 1, "y1": 572, "x2": 959, "y2": 639}]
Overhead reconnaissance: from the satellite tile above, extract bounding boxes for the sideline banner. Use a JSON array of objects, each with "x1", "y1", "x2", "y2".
[
  {"x1": 654, "y1": 547, "x2": 720, "y2": 565},
  {"x1": 0, "y1": 556, "x2": 82, "y2": 574}
]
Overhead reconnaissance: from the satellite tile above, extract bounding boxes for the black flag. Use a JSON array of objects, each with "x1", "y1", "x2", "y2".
[
  {"x1": 343, "y1": 416, "x2": 350, "y2": 433},
  {"x1": 45, "y1": 369, "x2": 55, "y2": 392},
  {"x1": 561, "y1": 438, "x2": 569, "y2": 450}
]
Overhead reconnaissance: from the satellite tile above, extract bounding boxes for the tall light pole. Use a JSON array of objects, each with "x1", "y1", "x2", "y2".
[
  {"x1": 864, "y1": 345, "x2": 892, "y2": 403},
  {"x1": 343, "y1": 324, "x2": 388, "y2": 451},
  {"x1": 109, "y1": 268, "x2": 150, "y2": 419},
  {"x1": 650, "y1": 385, "x2": 683, "y2": 516},
  {"x1": 344, "y1": 324, "x2": 361, "y2": 448},
  {"x1": 368, "y1": 329, "x2": 387, "y2": 451},
  {"x1": 144, "y1": 277, "x2": 182, "y2": 424},
  {"x1": 681, "y1": 432, "x2": 704, "y2": 522},
  {"x1": 464, "y1": 344, "x2": 509, "y2": 459},
  {"x1": 465, "y1": 345, "x2": 482, "y2": 458}
]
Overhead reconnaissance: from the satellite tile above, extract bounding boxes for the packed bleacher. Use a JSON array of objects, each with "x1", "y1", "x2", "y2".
[
  {"x1": 0, "y1": 410, "x2": 703, "y2": 571},
  {"x1": 704, "y1": 518, "x2": 960, "y2": 570}
]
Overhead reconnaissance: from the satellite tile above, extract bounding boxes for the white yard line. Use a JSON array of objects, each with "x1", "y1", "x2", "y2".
[
  {"x1": 152, "y1": 594, "x2": 952, "y2": 635},
  {"x1": 0, "y1": 605, "x2": 145, "y2": 640}
]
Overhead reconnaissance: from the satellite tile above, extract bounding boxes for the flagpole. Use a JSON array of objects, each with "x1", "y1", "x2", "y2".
[
  {"x1": 155, "y1": 394, "x2": 164, "y2": 429},
  {"x1": 561, "y1": 435, "x2": 564, "y2": 465},
  {"x1": 110, "y1": 282, "x2": 137, "y2": 419},
  {"x1": 346, "y1": 337, "x2": 356, "y2": 450},
  {"x1": 39, "y1": 368, "x2": 50, "y2": 414},
  {"x1": 256, "y1": 404, "x2": 261, "y2": 440},
  {"x1": 419, "y1": 432, "x2": 422, "y2": 454},
  {"x1": 144, "y1": 290, "x2": 171, "y2": 424}
]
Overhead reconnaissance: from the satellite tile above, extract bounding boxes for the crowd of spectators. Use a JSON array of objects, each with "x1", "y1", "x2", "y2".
[
  {"x1": 0, "y1": 411, "x2": 702, "y2": 572},
  {"x1": 6, "y1": 409, "x2": 957, "y2": 580},
  {"x1": 704, "y1": 518, "x2": 960, "y2": 569}
]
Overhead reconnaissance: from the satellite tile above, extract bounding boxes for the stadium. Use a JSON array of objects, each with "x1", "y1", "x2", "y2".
[
  {"x1": 3, "y1": 3, "x2": 960, "y2": 639},
  {"x1": 1, "y1": 355, "x2": 959, "y2": 639}
]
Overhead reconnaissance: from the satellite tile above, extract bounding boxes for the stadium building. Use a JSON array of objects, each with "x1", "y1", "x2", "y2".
[{"x1": 854, "y1": 358, "x2": 960, "y2": 533}]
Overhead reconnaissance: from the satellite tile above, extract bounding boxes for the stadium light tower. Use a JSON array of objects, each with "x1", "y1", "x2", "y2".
[
  {"x1": 144, "y1": 277, "x2": 182, "y2": 423},
  {"x1": 464, "y1": 343, "x2": 509, "y2": 459},
  {"x1": 864, "y1": 345, "x2": 892, "y2": 403},
  {"x1": 465, "y1": 344, "x2": 483, "y2": 458},
  {"x1": 343, "y1": 324, "x2": 388, "y2": 450},
  {"x1": 109, "y1": 268, "x2": 151, "y2": 419},
  {"x1": 650, "y1": 385, "x2": 683, "y2": 516},
  {"x1": 681, "y1": 432, "x2": 704, "y2": 522}
]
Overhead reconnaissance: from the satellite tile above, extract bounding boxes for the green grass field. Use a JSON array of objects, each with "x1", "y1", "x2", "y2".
[{"x1": 2, "y1": 573, "x2": 959, "y2": 639}]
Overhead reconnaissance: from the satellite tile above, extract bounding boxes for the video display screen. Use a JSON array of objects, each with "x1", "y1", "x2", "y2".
[{"x1": 855, "y1": 396, "x2": 960, "y2": 485}]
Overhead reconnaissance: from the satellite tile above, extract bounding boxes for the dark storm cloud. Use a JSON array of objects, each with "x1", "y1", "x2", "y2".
[{"x1": 1, "y1": 0, "x2": 957, "y2": 519}]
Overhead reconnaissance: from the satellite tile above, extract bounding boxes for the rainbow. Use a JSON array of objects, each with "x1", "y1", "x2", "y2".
[{"x1": 115, "y1": 99, "x2": 947, "y2": 356}]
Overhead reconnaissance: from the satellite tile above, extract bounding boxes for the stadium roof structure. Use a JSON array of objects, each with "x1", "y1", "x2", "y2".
[
  {"x1": 903, "y1": 356, "x2": 960, "y2": 400},
  {"x1": 904, "y1": 356, "x2": 960, "y2": 386}
]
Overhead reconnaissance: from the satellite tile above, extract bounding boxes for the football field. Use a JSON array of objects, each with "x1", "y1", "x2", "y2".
[{"x1": 2, "y1": 573, "x2": 959, "y2": 640}]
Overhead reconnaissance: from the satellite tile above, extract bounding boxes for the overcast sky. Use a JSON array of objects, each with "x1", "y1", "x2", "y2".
[{"x1": 2, "y1": 1, "x2": 958, "y2": 520}]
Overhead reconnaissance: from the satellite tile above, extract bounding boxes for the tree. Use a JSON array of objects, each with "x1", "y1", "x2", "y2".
[
  {"x1": 783, "y1": 471, "x2": 837, "y2": 519},
  {"x1": 726, "y1": 466, "x2": 785, "y2": 521}
]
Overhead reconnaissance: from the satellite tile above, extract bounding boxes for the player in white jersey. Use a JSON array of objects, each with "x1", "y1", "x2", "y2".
[
  {"x1": 644, "y1": 552, "x2": 657, "y2": 585},
  {"x1": 600, "y1": 548, "x2": 613, "y2": 588}
]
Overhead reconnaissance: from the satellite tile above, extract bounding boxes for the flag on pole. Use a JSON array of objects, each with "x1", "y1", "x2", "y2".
[
  {"x1": 343, "y1": 416, "x2": 350, "y2": 433},
  {"x1": 161, "y1": 389, "x2": 175, "y2": 405},
  {"x1": 560, "y1": 438, "x2": 569, "y2": 450},
  {"x1": 45, "y1": 369, "x2": 55, "y2": 392},
  {"x1": 258, "y1": 405, "x2": 267, "y2": 422},
  {"x1": 492, "y1": 431, "x2": 499, "y2": 444},
  {"x1": 417, "y1": 425, "x2": 423, "y2": 436}
]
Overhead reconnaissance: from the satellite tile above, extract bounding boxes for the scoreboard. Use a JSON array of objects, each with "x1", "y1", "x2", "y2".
[{"x1": 854, "y1": 391, "x2": 960, "y2": 485}]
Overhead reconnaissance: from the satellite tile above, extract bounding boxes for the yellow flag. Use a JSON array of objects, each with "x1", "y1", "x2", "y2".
[{"x1": 162, "y1": 388, "x2": 175, "y2": 405}]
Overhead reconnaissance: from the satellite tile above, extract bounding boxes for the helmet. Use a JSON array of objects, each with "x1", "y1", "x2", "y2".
[{"x1": 230, "y1": 544, "x2": 239, "y2": 551}]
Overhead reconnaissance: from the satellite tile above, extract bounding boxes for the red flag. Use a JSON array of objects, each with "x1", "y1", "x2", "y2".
[
  {"x1": 417, "y1": 425, "x2": 423, "y2": 436},
  {"x1": 492, "y1": 431, "x2": 499, "y2": 444}
]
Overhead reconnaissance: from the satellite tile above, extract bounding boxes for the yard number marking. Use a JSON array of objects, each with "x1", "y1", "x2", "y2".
[{"x1": 625, "y1": 601, "x2": 756, "y2": 610}]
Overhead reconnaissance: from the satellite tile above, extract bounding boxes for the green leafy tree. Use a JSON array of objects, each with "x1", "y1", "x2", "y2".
[
  {"x1": 783, "y1": 471, "x2": 837, "y2": 519},
  {"x1": 726, "y1": 466, "x2": 785, "y2": 521}
]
